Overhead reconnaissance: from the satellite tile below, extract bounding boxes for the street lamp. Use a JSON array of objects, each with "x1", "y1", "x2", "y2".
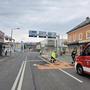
[
  {"x1": 11, "y1": 28, "x2": 20, "y2": 42},
  {"x1": 56, "y1": 35, "x2": 60, "y2": 55},
  {"x1": 10, "y1": 28, "x2": 20, "y2": 55}
]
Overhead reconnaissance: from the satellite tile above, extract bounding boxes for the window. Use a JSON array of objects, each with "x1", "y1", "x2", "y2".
[
  {"x1": 79, "y1": 33, "x2": 82, "y2": 40},
  {"x1": 85, "y1": 46, "x2": 90, "y2": 56},
  {"x1": 68, "y1": 36, "x2": 71, "y2": 42},
  {"x1": 86, "y1": 30, "x2": 90, "y2": 39},
  {"x1": 73, "y1": 34, "x2": 76, "y2": 41}
]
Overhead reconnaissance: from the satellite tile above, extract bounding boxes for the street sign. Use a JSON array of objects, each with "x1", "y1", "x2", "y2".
[
  {"x1": 29, "y1": 30, "x2": 57, "y2": 38},
  {"x1": 29, "y1": 31, "x2": 37, "y2": 37},
  {"x1": 47, "y1": 32, "x2": 56, "y2": 38},
  {"x1": 39, "y1": 31, "x2": 46, "y2": 38}
]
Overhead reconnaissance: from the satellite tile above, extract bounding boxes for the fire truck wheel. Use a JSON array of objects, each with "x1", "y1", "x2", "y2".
[{"x1": 76, "y1": 65, "x2": 84, "y2": 75}]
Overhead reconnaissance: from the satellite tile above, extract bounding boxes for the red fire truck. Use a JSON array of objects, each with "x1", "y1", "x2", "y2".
[{"x1": 75, "y1": 43, "x2": 90, "y2": 75}]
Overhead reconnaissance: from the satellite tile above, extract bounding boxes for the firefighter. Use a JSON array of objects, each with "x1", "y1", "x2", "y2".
[
  {"x1": 71, "y1": 48, "x2": 77, "y2": 64},
  {"x1": 5, "y1": 50, "x2": 7, "y2": 56},
  {"x1": 40, "y1": 50, "x2": 42, "y2": 55},
  {"x1": 50, "y1": 51, "x2": 57, "y2": 63}
]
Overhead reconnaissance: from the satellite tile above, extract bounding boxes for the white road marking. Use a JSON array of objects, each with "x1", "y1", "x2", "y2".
[
  {"x1": 0, "y1": 60, "x2": 4, "y2": 62},
  {"x1": 11, "y1": 61, "x2": 24, "y2": 90},
  {"x1": 17, "y1": 56, "x2": 27, "y2": 90},
  {"x1": 39, "y1": 56, "x2": 51, "y2": 64},
  {"x1": 11, "y1": 56, "x2": 27, "y2": 90},
  {"x1": 33, "y1": 64, "x2": 37, "y2": 66},
  {"x1": 17, "y1": 61, "x2": 26, "y2": 90},
  {"x1": 26, "y1": 60, "x2": 43, "y2": 62},
  {"x1": 0, "y1": 57, "x2": 8, "y2": 62},
  {"x1": 59, "y1": 69, "x2": 83, "y2": 83},
  {"x1": 39, "y1": 56, "x2": 83, "y2": 83}
]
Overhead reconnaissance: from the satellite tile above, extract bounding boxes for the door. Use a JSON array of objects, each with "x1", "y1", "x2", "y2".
[{"x1": 83, "y1": 45, "x2": 90, "y2": 68}]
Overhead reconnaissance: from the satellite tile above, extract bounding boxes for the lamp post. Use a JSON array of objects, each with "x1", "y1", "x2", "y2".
[
  {"x1": 11, "y1": 28, "x2": 20, "y2": 41},
  {"x1": 10, "y1": 28, "x2": 20, "y2": 55},
  {"x1": 56, "y1": 35, "x2": 60, "y2": 55}
]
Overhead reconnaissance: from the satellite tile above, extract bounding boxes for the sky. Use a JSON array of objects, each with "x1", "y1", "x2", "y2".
[{"x1": 0, "y1": 0, "x2": 90, "y2": 42}]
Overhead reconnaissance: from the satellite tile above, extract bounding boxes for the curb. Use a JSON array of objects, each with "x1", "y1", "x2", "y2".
[{"x1": 41, "y1": 55, "x2": 74, "y2": 66}]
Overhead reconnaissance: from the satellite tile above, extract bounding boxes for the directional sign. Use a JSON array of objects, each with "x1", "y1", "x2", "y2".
[
  {"x1": 39, "y1": 31, "x2": 47, "y2": 38},
  {"x1": 29, "y1": 31, "x2": 37, "y2": 37},
  {"x1": 47, "y1": 32, "x2": 56, "y2": 38}
]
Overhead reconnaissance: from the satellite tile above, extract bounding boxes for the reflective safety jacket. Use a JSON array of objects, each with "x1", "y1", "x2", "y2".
[{"x1": 51, "y1": 51, "x2": 56, "y2": 59}]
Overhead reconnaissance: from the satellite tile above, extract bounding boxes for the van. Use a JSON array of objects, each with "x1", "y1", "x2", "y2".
[{"x1": 75, "y1": 43, "x2": 90, "y2": 75}]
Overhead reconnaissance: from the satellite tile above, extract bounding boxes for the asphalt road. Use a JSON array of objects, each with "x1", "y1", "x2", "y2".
[{"x1": 0, "y1": 52, "x2": 90, "y2": 90}]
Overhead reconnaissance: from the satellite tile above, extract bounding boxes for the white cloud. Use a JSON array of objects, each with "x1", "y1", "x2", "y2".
[{"x1": 0, "y1": 0, "x2": 90, "y2": 42}]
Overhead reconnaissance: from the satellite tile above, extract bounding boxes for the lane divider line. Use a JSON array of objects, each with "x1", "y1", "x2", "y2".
[
  {"x1": 39, "y1": 56, "x2": 83, "y2": 83},
  {"x1": 17, "y1": 61, "x2": 26, "y2": 90},
  {"x1": 11, "y1": 56, "x2": 27, "y2": 90},
  {"x1": 11, "y1": 61, "x2": 24, "y2": 90},
  {"x1": 59, "y1": 69, "x2": 83, "y2": 83},
  {"x1": 17, "y1": 56, "x2": 27, "y2": 90},
  {"x1": 29, "y1": 58, "x2": 37, "y2": 90}
]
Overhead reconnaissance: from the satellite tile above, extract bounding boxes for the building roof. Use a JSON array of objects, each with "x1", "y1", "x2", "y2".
[{"x1": 67, "y1": 17, "x2": 90, "y2": 34}]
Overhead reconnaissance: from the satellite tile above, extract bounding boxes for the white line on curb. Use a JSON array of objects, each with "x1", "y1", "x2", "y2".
[
  {"x1": 26, "y1": 60, "x2": 43, "y2": 62},
  {"x1": 11, "y1": 61, "x2": 24, "y2": 90},
  {"x1": 39, "y1": 56, "x2": 51, "y2": 64},
  {"x1": 39, "y1": 56, "x2": 83, "y2": 83}
]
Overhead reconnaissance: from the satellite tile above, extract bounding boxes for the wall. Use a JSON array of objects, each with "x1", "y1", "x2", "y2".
[{"x1": 68, "y1": 24, "x2": 90, "y2": 42}]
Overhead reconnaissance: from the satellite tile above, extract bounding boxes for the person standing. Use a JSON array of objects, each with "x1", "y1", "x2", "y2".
[{"x1": 71, "y1": 48, "x2": 77, "y2": 64}]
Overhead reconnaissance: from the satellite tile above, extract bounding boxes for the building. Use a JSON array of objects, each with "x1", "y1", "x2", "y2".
[
  {"x1": 39, "y1": 37, "x2": 68, "y2": 55},
  {"x1": 0, "y1": 31, "x2": 4, "y2": 43},
  {"x1": 0, "y1": 31, "x2": 4, "y2": 56},
  {"x1": 4, "y1": 35, "x2": 15, "y2": 53},
  {"x1": 14, "y1": 43, "x2": 22, "y2": 52},
  {"x1": 67, "y1": 17, "x2": 90, "y2": 54}
]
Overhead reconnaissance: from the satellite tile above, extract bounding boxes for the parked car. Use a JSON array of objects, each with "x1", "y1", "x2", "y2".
[{"x1": 75, "y1": 43, "x2": 90, "y2": 75}]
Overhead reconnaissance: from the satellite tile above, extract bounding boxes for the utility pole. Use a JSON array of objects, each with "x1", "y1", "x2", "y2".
[
  {"x1": 10, "y1": 29, "x2": 13, "y2": 55},
  {"x1": 10, "y1": 28, "x2": 20, "y2": 55},
  {"x1": 60, "y1": 35, "x2": 63, "y2": 52},
  {"x1": 56, "y1": 35, "x2": 60, "y2": 55}
]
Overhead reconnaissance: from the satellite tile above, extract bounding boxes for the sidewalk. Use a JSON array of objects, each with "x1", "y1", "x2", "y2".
[
  {"x1": 42, "y1": 53, "x2": 72, "y2": 64},
  {"x1": 0, "y1": 52, "x2": 17, "y2": 60},
  {"x1": 41, "y1": 54, "x2": 74, "y2": 69},
  {"x1": 0, "y1": 56, "x2": 4, "y2": 59},
  {"x1": 57, "y1": 55, "x2": 72, "y2": 64}
]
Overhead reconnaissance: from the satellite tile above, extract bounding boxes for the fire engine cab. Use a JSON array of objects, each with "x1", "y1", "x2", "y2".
[{"x1": 75, "y1": 43, "x2": 90, "y2": 75}]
